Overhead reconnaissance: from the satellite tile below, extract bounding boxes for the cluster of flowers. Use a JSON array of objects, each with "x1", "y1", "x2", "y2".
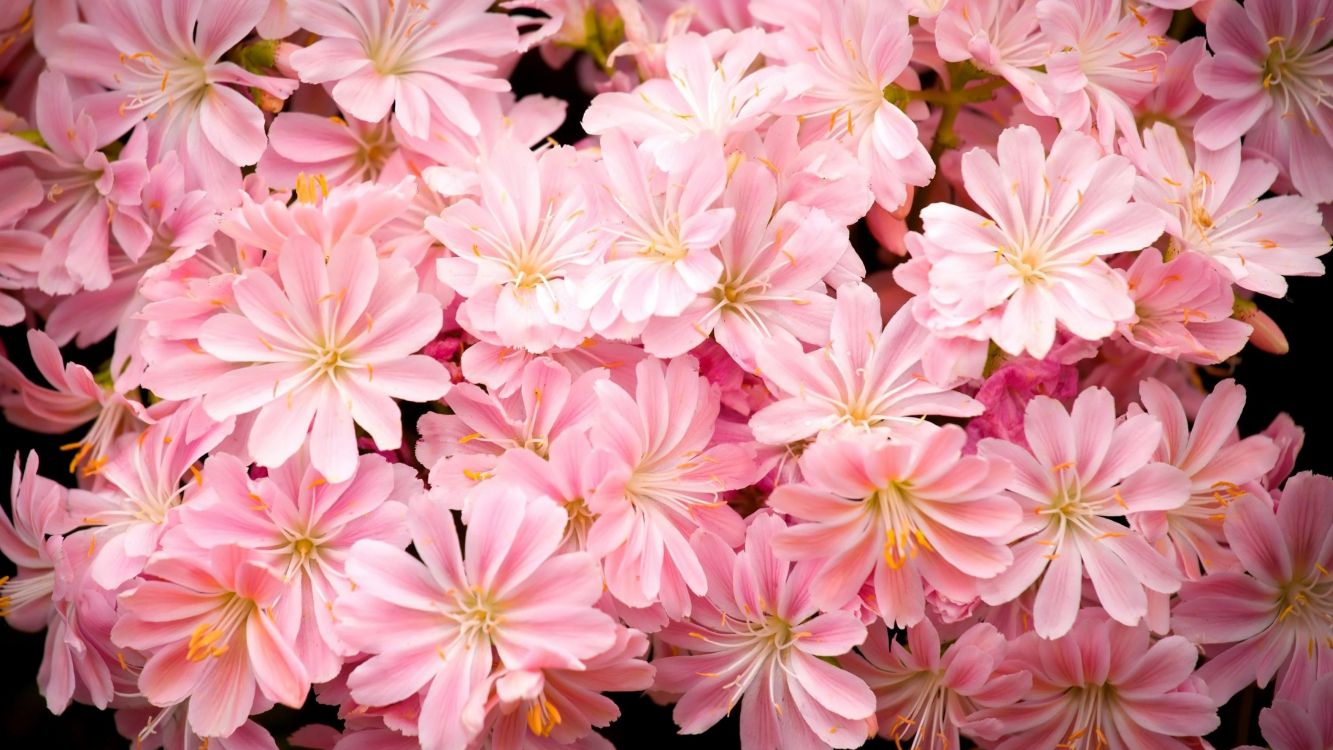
[{"x1": 0, "y1": 0, "x2": 1331, "y2": 748}]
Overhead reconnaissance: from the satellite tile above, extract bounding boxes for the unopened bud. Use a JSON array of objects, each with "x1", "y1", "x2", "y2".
[{"x1": 1233, "y1": 297, "x2": 1289, "y2": 355}]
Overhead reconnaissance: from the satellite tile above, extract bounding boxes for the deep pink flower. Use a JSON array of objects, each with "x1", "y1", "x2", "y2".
[
  {"x1": 335, "y1": 491, "x2": 616, "y2": 750},
  {"x1": 653, "y1": 513, "x2": 877, "y2": 750},
  {"x1": 1118, "y1": 248, "x2": 1252, "y2": 365},
  {"x1": 112, "y1": 544, "x2": 310, "y2": 739},
  {"x1": 977, "y1": 387, "x2": 1188, "y2": 638},
  {"x1": 1172, "y1": 472, "x2": 1333, "y2": 703},
  {"x1": 287, "y1": 0, "x2": 520, "y2": 140},
  {"x1": 965, "y1": 351, "x2": 1081, "y2": 449}
]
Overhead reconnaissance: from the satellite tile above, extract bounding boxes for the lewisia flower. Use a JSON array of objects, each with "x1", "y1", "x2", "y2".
[
  {"x1": 769, "y1": 424, "x2": 1018, "y2": 627},
  {"x1": 335, "y1": 491, "x2": 617, "y2": 750},
  {"x1": 258, "y1": 113, "x2": 401, "y2": 191},
  {"x1": 1193, "y1": 0, "x2": 1333, "y2": 202},
  {"x1": 1118, "y1": 248, "x2": 1252, "y2": 365},
  {"x1": 584, "y1": 356, "x2": 755, "y2": 617},
  {"x1": 934, "y1": 0, "x2": 1052, "y2": 112},
  {"x1": 0, "y1": 452, "x2": 77, "y2": 631},
  {"x1": 653, "y1": 513, "x2": 877, "y2": 750},
  {"x1": 840, "y1": 619, "x2": 1031, "y2": 750},
  {"x1": 429, "y1": 140, "x2": 605, "y2": 353},
  {"x1": 47, "y1": 0, "x2": 297, "y2": 192},
  {"x1": 977, "y1": 387, "x2": 1189, "y2": 638},
  {"x1": 973, "y1": 609, "x2": 1219, "y2": 749},
  {"x1": 906, "y1": 125, "x2": 1164, "y2": 359},
  {"x1": 749, "y1": 282, "x2": 982, "y2": 447},
  {"x1": 1131, "y1": 123, "x2": 1330, "y2": 298},
  {"x1": 1243, "y1": 675, "x2": 1333, "y2": 750},
  {"x1": 1172, "y1": 472, "x2": 1333, "y2": 703},
  {"x1": 112, "y1": 544, "x2": 310, "y2": 739},
  {"x1": 287, "y1": 0, "x2": 520, "y2": 140},
  {"x1": 145, "y1": 237, "x2": 449, "y2": 483}
]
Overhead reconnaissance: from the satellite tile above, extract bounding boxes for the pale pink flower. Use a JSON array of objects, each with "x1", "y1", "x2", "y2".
[
  {"x1": 769, "y1": 424, "x2": 1018, "y2": 627},
  {"x1": 973, "y1": 609, "x2": 1219, "y2": 749},
  {"x1": 1260, "y1": 413, "x2": 1305, "y2": 498},
  {"x1": 175, "y1": 450, "x2": 415, "y2": 684},
  {"x1": 112, "y1": 544, "x2": 310, "y2": 739},
  {"x1": 1172, "y1": 472, "x2": 1333, "y2": 703},
  {"x1": 584, "y1": 356, "x2": 755, "y2": 617},
  {"x1": 1131, "y1": 123, "x2": 1329, "y2": 298},
  {"x1": 116, "y1": 705, "x2": 280, "y2": 750},
  {"x1": 486, "y1": 432, "x2": 603, "y2": 554},
  {"x1": 1118, "y1": 248, "x2": 1252, "y2": 365},
  {"x1": 653, "y1": 513, "x2": 877, "y2": 750},
  {"x1": 934, "y1": 0, "x2": 1053, "y2": 112},
  {"x1": 748, "y1": 282, "x2": 982, "y2": 447},
  {"x1": 1131, "y1": 378, "x2": 1279, "y2": 579},
  {"x1": 429, "y1": 141, "x2": 605, "y2": 353},
  {"x1": 579, "y1": 130, "x2": 734, "y2": 328},
  {"x1": 47, "y1": 0, "x2": 297, "y2": 192},
  {"x1": 908, "y1": 126, "x2": 1163, "y2": 358},
  {"x1": 977, "y1": 387, "x2": 1189, "y2": 638},
  {"x1": 70, "y1": 400, "x2": 234, "y2": 589},
  {"x1": 756, "y1": 0, "x2": 934, "y2": 210},
  {"x1": 1133, "y1": 38, "x2": 1213, "y2": 141},
  {"x1": 458, "y1": 334, "x2": 645, "y2": 399},
  {"x1": 1249, "y1": 675, "x2": 1333, "y2": 750},
  {"x1": 258, "y1": 113, "x2": 400, "y2": 190},
  {"x1": 639, "y1": 160, "x2": 846, "y2": 367},
  {"x1": 1037, "y1": 0, "x2": 1169, "y2": 147},
  {"x1": 335, "y1": 491, "x2": 616, "y2": 750},
  {"x1": 734, "y1": 115, "x2": 874, "y2": 228},
  {"x1": 1193, "y1": 0, "x2": 1333, "y2": 202},
  {"x1": 0, "y1": 452, "x2": 78, "y2": 631},
  {"x1": 287, "y1": 0, "x2": 520, "y2": 140},
  {"x1": 582, "y1": 30, "x2": 789, "y2": 165},
  {"x1": 0, "y1": 164, "x2": 42, "y2": 325},
  {"x1": 840, "y1": 619, "x2": 1031, "y2": 749},
  {"x1": 146, "y1": 238, "x2": 449, "y2": 483}
]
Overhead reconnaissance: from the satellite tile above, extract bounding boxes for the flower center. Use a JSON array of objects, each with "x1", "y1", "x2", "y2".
[
  {"x1": 455, "y1": 588, "x2": 503, "y2": 647},
  {"x1": 870, "y1": 482, "x2": 932, "y2": 569}
]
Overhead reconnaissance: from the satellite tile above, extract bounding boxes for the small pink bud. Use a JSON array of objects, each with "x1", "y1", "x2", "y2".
[
  {"x1": 1233, "y1": 300, "x2": 1289, "y2": 355},
  {"x1": 866, "y1": 205, "x2": 910, "y2": 261}
]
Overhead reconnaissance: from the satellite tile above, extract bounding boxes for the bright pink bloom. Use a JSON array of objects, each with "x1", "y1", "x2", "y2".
[
  {"x1": 1131, "y1": 378, "x2": 1278, "y2": 579},
  {"x1": 147, "y1": 238, "x2": 448, "y2": 482},
  {"x1": 287, "y1": 0, "x2": 520, "y2": 140},
  {"x1": 769, "y1": 424, "x2": 1018, "y2": 627},
  {"x1": 70, "y1": 401, "x2": 234, "y2": 589},
  {"x1": 112, "y1": 544, "x2": 309, "y2": 739},
  {"x1": 584, "y1": 356, "x2": 755, "y2": 617},
  {"x1": 334, "y1": 492, "x2": 616, "y2": 750},
  {"x1": 907, "y1": 126, "x2": 1163, "y2": 358},
  {"x1": 965, "y1": 350, "x2": 1081, "y2": 449},
  {"x1": 638, "y1": 160, "x2": 845, "y2": 367},
  {"x1": 749, "y1": 282, "x2": 982, "y2": 447},
  {"x1": 978, "y1": 387, "x2": 1188, "y2": 638},
  {"x1": 47, "y1": 0, "x2": 297, "y2": 192},
  {"x1": 1118, "y1": 248, "x2": 1252, "y2": 365},
  {"x1": 1172, "y1": 472, "x2": 1333, "y2": 703},
  {"x1": 1131, "y1": 123, "x2": 1329, "y2": 298},
  {"x1": 429, "y1": 141, "x2": 605, "y2": 353},
  {"x1": 653, "y1": 513, "x2": 877, "y2": 750},
  {"x1": 1193, "y1": 0, "x2": 1333, "y2": 202},
  {"x1": 579, "y1": 130, "x2": 734, "y2": 328},
  {"x1": 840, "y1": 619, "x2": 1031, "y2": 749},
  {"x1": 175, "y1": 450, "x2": 415, "y2": 683},
  {"x1": 974, "y1": 609, "x2": 1219, "y2": 749},
  {"x1": 0, "y1": 452, "x2": 78, "y2": 631}
]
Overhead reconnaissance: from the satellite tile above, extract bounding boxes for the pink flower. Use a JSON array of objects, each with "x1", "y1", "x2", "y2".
[
  {"x1": 1172, "y1": 472, "x2": 1333, "y2": 703},
  {"x1": 146, "y1": 237, "x2": 449, "y2": 483},
  {"x1": 977, "y1": 387, "x2": 1189, "y2": 638},
  {"x1": 174, "y1": 450, "x2": 415, "y2": 683},
  {"x1": 908, "y1": 125, "x2": 1164, "y2": 358},
  {"x1": 756, "y1": 0, "x2": 934, "y2": 210},
  {"x1": 287, "y1": 0, "x2": 520, "y2": 140},
  {"x1": 1131, "y1": 123, "x2": 1330, "y2": 298},
  {"x1": 653, "y1": 512, "x2": 877, "y2": 749},
  {"x1": 1251, "y1": 675, "x2": 1333, "y2": 750},
  {"x1": 965, "y1": 351, "x2": 1081, "y2": 449},
  {"x1": 582, "y1": 30, "x2": 789, "y2": 165},
  {"x1": 334, "y1": 491, "x2": 616, "y2": 750},
  {"x1": 70, "y1": 400, "x2": 234, "y2": 589},
  {"x1": 748, "y1": 282, "x2": 982, "y2": 447},
  {"x1": 639, "y1": 160, "x2": 845, "y2": 367},
  {"x1": 934, "y1": 0, "x2": 1053, "y2": 112},
  {"x1": 769, "y1": 424, "x2": 1018, "y2": 627},
  {"x1": 1193, "y1": 0, "x2": 1333, "y2": 202},
  {"x1": 579, "y1": 130, "x2": 734, "y2": 328},
  {"x1": 428, "y1": 141, "x2": 605, "y2": 353},
  {"x1": 1118, "y1": 248, "x2": 1252, "y2": 365},
  {"x1": 973, "y1": 609, "x2": 1219, "y2": 749},
  {"x1": 0, "y1": 452, "x2": 79, "y2": 631},
  {"x1": 1133, "y1": 38, "x2": 1213, "y2": 140},
  {"x1": 1131, "y1": 378, "x2": 1278, "y2": 579},
  {"x1": 735, "y1": 115, "x2": 874, "y2": 228},
  {"x1": 583, "y1": 355, "x2": 755, "y2": 617},
  {"x1": 47, "y1": 0, "x2": 297, "y2": 192},
  {"x1": 112, "y1": 544, "x2": 310, "y2": 739},
  {"x1": 258, "y1": 113, "x2": 400, "y2": 190},
  {"x1": 840, "y1": 619, "x2": 1031, "y2": 749}
]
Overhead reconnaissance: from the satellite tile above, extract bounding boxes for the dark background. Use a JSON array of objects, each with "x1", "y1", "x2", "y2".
[{"x1": 2, "y1": 47, "x2": 1329, "y2": 750}]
